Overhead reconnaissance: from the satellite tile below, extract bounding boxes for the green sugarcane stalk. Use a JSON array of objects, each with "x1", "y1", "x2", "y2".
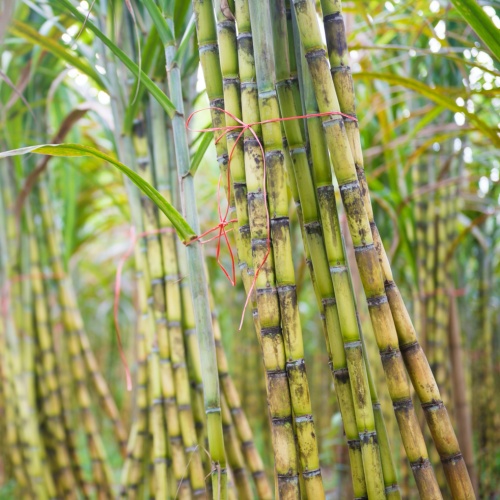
[
  {"x1": 245, "y1": 2, "x2": 324, "y2": 497},
  {"x1": 295, "y1": 1, "x2": 474, "y2": 496},
  {"x1": 190, "y1": 3, "x2": 271, "y2": 491},
  {"x1": 293, "y1": 17, "x2": 402, "y2": 496},
  {"x1": 149, "y1": 98, "x2": 209, "y2": 497},
  {"x1": 131, "y1": 118, "x2": 187, "y2": 500},
  {"x1": 120, "y1": 243, "x2": 154, "y2": 498},
  {"x1": 272, "y1": 2, "x2": 394, "y2": 497},
  {"x1": 35, "y1": 179, "x2": 114, "y2": 498},
  {"x1": 29, "y1": 224, "x2": 79, "y2": 497},
  {"x1": 150, "y1": 4, "x2": 227, "y2": 496}
]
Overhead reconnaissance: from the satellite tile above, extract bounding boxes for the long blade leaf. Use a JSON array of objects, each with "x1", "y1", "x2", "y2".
[
  {"x1": 0, "y1": 144, "x2": 195, "y2": 242},
  {"x1": 55, "y1": 0, "x2": 176, "y2": 117}
]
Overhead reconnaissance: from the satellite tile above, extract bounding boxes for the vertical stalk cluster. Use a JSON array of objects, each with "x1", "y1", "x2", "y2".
[{"x1": 0, "y1": 163, "x2": 125, "y2": 499}]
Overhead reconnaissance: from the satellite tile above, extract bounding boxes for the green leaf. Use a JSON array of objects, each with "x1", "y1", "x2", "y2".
[
  {"x1": 0, "y1": 144, "x2": 196, "y2": 243},
  {"x1": 189, "y1": 131, "x2": 213, "y2": 177},
  {"x1": 450, "y1": 0, "x2": 500, "y2": 62},
  {"x1": 10, "y1": 20, "x2": 105, "y2": 88},
  {"x1": 354, "y1": 71, "x2": 500, "y2": 147},
  {"x1": 55, "y1": 0, "x2": 176, "y2": 118},
  {"x1": 124, "y1": 27, "x2": 161, "y2": 132},
  {"x1": 141, "y1": 0, "x2": 174, "y2": 46}
]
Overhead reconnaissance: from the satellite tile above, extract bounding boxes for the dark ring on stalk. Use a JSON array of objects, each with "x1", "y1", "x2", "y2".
[
  {"x1": 199, "y1": 43, "x2": 218, "y2": 56},
  {"x1": 392, "y1": 397, "x2": 414, "y2": 411},
  {"x1": 338, "y1": 179, "x2": 359, "y2": 193},
  {"x1": 303, "y1": 468, "x2": 322, "y2": 478},
  {"x1": 323, "y1": 12, "x2": 342, "y2": 23},
  {"x1": 151, "y1": 278, "x2": 163, "y2": 286},
  {"x1": 276, "y1": 471, "x2": 298, "y2": 480},
  {"x1": 441, "y1": 452, "x2": 463, "y2": 464},
  {"x1": 243, "y1": 136, "x2": 260, "y2": 148},
  {"x1": 304, "y1": 220, "x2": 321, "y2": 231},
  {"x1": 360, "y1": 430, "x2": 378, "y2": 443},
  {"x1": 330, "y1": 264, "x2": 347, "y2": 274},
  {"x1": 261, "y1": 327, "x2": 282, "y2": 340},
  {"x1": 304, "y1": 48, "x2": 328, "y2": 62},
  {"x1": 185, "y1": 445, "x2": 198, "y2": 453},
  {"x1": 347, "y1": 439, "x2": 361, "y2": 450},
  {"x1": 384, "y1": 280, "x2": 397, "y2": 291},
  {"x1": 410, "y1": 458, "x2": 432, "y2": 470},
  {"x1": 223, "y1": 76, "x2": 240, "y2": 86},
  {"x1": 222, "y1": 424, "x2": 232, "y2": 432},
  {"x1": 237, "y1": 33, "x2": 252, "y2": 42},
  {"x1": 239, "y1": 224, "x2": 250, "y2": 236},
  {"x1": 366, "y1": 295, "x2": 388, "y2": 307},
  {"x1": 256, "y1": 285, "x2": 278, "y2": 296},
  {"x1": 137, "y1": 157, "x2": 149, "y2": 167},
  {"x1": 164, "y1": 273, "x2": 181, "y2": 282},
  {"x1": 385, "y1": 484, "x2": 400, "y2": 494},
  {"x1": 137, "y1": 430, "x2": 149, "y2": 436},
  {"x1": 355, "y1": 497, "x2": 369, "y2": 500},
  {"x1": 193, "y1": 488, "x2": 207, "y2": 497},
  {"x1": 380, "y1": 347, "x2": 401, "y2": 361},
  {"x1": 241, "y1": 440, "x2": 254, "y2": 449},
  {"x1": 153, "y1": 458, "x2": 169, "y2": 464},
  {"x1": 173, "y1": 362, "x2": 186, "y2": 370},
  {"x1": 421, "y1": 400, "x2": 444, "y2": 411},
  {"x1": 219, "y1": 18, "x2": 236, "y2": 29},
  {"x1": 151, "y1": 398, "x2": 162, "y2": 406},
  {"x1": 217, "y1": 155, "x2": 228, "y2": 166},
  {"x1": 331, "y1": 65, "x2": 353, "y2": 76},
  {"x1": 253, "y1": 470, "x2": 267, "y2": 479},
  {"x1": 277, "y1": 284, "x2": 296, "y2": 294},
  {"x1": 167, "y1": 320, "x2": 181, "y2": 328},
  {"x1": 344, "y1": 340, "x2": 362, "y2": 349},
  {"x1": 240, "y1": 81, "x2": 257, "y2": 91},
  {"x1": 322, "y1": 297, "x2": 337, "y2": 307},
  {"x1": 399, "y1": 340, "x2": 419, "y2": 354},
  {"x1": 373, "y1": 402, "x2": 381, "y2": 410},
  {"x1": 230, "y1": 406, "x2": 242, "y2": 415},
  {"x1": 160, "y1": 358, "x2": 171, "y2": 365},
  {"x1": 295, "y1": 414, "x2": 313, "y2": 425},
  {"x1": 205, "y1": 406, "x2": 221, "y2": 414},
  {"x1": 210, "y1": 97, "x2": 224, "y2": 108}
]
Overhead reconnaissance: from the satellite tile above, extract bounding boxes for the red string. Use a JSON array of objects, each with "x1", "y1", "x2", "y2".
[
  {"x1": 114, "y1": 226, "x2": 175, "y2": 391},
  {"x1": 186, "y1": 106, "x2": 358, "y2": 329}
]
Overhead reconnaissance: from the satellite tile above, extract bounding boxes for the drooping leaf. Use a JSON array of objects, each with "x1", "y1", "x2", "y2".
[
  {"x1": 55, "y1": 0, "x2": 176, "y2": 117},
  {"x1": 10, "y1": 20, "x2": 106, "y2": 88},
  {"x1": 0, "y1": 144, "x2": 196, "y2": 243},
  {"x1": 354, "y1": 71, "x2": 500, "y2": 147},
  {"x1": 450, "y1": 0, "x2": 500, "y2": 62}
]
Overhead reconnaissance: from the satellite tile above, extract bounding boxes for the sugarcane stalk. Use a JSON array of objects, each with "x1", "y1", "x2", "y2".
[
  {"x1": 243, "y1": 2, "x2": 324, "y2": 497},
  {"x1": 293, "y1": 0, "x2": 475, "y2": 496},
  {"x1": 149, "y1": 97, "x2": 209, "y2": 497},
  {"x1": 36, "y1": 179, "x2": 114, "y2": 499},
  {"x1": 150, "y1": 4, "x2": 227, "y2": 496},
  {"x1": 272, "y1": 2, "x2": 394, "y2": 497}
]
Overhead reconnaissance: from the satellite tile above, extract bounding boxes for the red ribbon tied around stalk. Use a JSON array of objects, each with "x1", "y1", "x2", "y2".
[{"x1": 186, "y1": 106, "x2": 358, "y2": 329}]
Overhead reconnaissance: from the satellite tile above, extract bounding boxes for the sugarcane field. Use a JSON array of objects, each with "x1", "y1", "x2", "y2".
[{"x1": 0, "y1": 0, "x2": 499, "y2": 498}]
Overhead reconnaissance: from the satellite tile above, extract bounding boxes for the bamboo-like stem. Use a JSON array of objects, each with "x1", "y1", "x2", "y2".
[
  {"x1": 243, "y1": 2, "x2": 324, "y2": 497},
  {"x1": 149, "y1": 97, "x2": 208, "y2": 497},
  {"x1": 272, "y1": 2, "x2": 392, "y2": 497},
  {"x1": 296, "y1": 0, "x2": 474, "y2": 496},
  {"x1": 36, "y1": 179, "x2": 114, "y2": 499},
  {"x1": 157, "y1": 7, "x2": 227, "y2": 496}
]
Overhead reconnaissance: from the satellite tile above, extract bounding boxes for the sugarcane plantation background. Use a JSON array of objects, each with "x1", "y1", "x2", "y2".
[{"x1": 0, "y1": 0, "x2": 499, "y2": 498}]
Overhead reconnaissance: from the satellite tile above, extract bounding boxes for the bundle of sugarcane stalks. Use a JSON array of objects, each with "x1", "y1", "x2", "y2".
[{"x1": 3, "y1": 0, "x2": 498, "y2": 498}]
